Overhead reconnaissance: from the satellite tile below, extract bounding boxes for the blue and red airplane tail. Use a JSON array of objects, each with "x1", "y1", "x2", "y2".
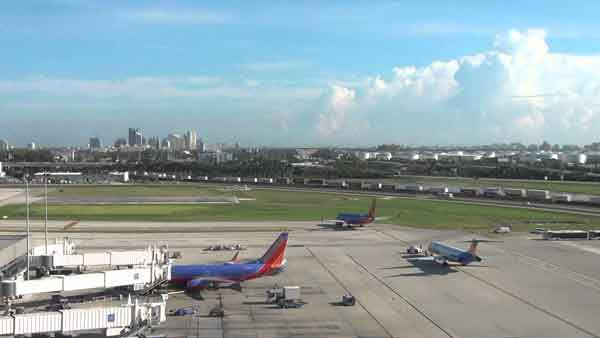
[{"x1": 259, "y1": 232, "x2": 288, "y2": 268}]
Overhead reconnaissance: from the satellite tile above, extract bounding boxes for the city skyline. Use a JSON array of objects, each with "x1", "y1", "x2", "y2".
[{"x1": 2, "y1": 2, "x2": 600, "y2": 146}]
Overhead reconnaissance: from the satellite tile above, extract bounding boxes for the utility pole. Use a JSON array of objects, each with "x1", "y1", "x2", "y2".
[
  {"x1": 25, "y1": 176, "x2": 30, "y2": 280},
  {"x1": 44, "y1": 172, "x2": 48, "y2": 255}
]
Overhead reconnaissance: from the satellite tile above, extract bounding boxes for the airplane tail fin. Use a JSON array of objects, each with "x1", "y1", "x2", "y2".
[
  {"x1": 230, "y1": 251, "x2": 240, "y2": 263},
  {"x1": 467, "y1": 240, "x2": 479, "y2": 255},
  {"x1": 259, "y1": 232, "x2": 288, "y2": 267},
  {"x1": 368, "y1": 198, "x2": 377, "y2": 219},
  {"x1": 464, "y1": 239, "x2": 501, "y2": 255}
]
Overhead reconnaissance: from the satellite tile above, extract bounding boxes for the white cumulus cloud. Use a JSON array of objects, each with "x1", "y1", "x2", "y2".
[{"x1": 315, "y1": 28, "x2": 600, "y2": 145}]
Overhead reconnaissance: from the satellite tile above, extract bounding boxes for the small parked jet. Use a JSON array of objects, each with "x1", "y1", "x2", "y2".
[
  {"x1": 170, "y1": 232, "x2": 288, "y2": 292},
  {"x1": 408, "y1": 239, "x2": 498, "y2": 266}
]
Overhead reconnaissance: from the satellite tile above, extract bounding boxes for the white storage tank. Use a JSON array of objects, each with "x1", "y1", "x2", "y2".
[
  {"x1": 61, "y1": 306, "x2": 131, "y2": 332},
  {"x1": 503, "y1": 188, "x2": 526, "y2": 198},
  {"x1": 14, "y1": 312, "x2": 62, "y2": 335},
  {"x1": 527, "y1": 189, "x2": 551, "y2": 200}
]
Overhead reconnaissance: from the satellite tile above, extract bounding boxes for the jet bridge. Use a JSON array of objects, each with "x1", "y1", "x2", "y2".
[{"x1": 0, "y1": 238, "x2": 172, "y2": 299}]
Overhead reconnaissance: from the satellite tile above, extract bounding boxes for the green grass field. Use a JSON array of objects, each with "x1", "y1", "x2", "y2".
[
  {"x1": 388, "y1": 176, "x2": 600, "y2": 195},
  {"x1": 2, "y1": 185, "x2": 599, "y2": 232}
]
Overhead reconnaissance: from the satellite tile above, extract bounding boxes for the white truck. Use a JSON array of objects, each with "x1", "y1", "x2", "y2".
[{"x1": 267, "y1": 286, "x2": 303, "y2": 308}]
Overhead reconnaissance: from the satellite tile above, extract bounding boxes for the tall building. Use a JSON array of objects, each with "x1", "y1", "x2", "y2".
[
  {"x1": 167, "y1": 133, "x2": 185, "y2": 151},
  {"x1": 114, "y1": 138, "x2": 127, "y2": 148},
  {"x1": 89, "y1": 137, "x2": 102, "y2": 150},
  {"x1": 197, "y1": 138, "x2": 205, "y2": 152},
  {"x1": 27, "y1": 142, "x2": 36, "y2": 150},
  {"x1": 148, "y1": 136, "x2": 160, "y2": 150},
  {"x1": 128, "y1": 128, "x2": 143, "y2": 147},
  {"x1": 184, "y1": 130, "x2": 198, "y2": 150},
  {"x1": 0, "y1": 139, "x2": 8, "y2": 151}
]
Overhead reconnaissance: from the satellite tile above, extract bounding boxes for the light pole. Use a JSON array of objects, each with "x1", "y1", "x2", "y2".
[
  {"x1": 25, "y1": 175, "x2": 30, "y2": 280},
  {"x1": 44, "y1": 172, "x2": 48, "y2": 255}
]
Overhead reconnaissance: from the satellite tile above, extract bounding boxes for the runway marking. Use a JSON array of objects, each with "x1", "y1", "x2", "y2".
[
  {"x1": 559, "y1": 241, "x2": 600, "y2": 256},
  {"x1": 456, "y1": 266, "x2": 600, "y2": 338},
  {"x1": 379, "y1": 229, "x2": 600, "y2": 337},
  {"x1": 504, "y1": 249, "x2": 600, "y2": 293},
  {"x1": 346, "y1": 254, "x2": 455, "y2": 338},
  {"x1": 305, "y1": 247, "x2": 394, "y2": 338}
]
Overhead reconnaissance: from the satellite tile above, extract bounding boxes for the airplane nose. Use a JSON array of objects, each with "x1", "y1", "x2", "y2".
[{"x1": 475, "y1": 256, "x2": 482, "y2": 262}]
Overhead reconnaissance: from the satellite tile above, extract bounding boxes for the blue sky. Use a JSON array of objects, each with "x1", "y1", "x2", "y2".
[{"x1": 2, "y1": 1, "x2": 600, "y2": 147}]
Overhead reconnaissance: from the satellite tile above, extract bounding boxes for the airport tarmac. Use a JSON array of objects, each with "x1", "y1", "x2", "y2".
[{"x1": 19, "y1": 222, "x2": 600, "y2": 338}]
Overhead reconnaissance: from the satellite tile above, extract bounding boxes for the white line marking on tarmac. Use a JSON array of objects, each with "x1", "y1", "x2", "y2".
[{"x1": 558, "y1": 241, "x2": 600, "y2": 256}]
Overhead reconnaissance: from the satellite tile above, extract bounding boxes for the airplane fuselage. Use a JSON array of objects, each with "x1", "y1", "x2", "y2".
[
  {"x1": 336, "y1": 213, "x2": 373, "y2": 225},
  {"x1": 170, "y1": 261, "x2": 285, "y2": 288},
  {"x1": 428, "y1": 241, "x2": 481, "y2": 265}
]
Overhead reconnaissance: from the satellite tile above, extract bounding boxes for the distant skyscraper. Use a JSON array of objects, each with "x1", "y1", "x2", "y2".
[
  {"x1": 197, "y1": 138, "x2": 205, "y2": 152},
  {"x1": 184, "y1": 130, "x2": 198, "y2": 150},
  {"x1": 167, "y1": 133, "x2": 185, "y2": 151},
  {"x1": 148, "y1": 136, "x2": 160, "y2": 150},
  {"x1": 89, "y1": 137, "x2": 101, "y2": 150},
  {"x1": 27, "y1": 142, "x2": 36, "y2": 150},
  {"x1": 128, "y1": 128, "x2": 143, "y2": 146},
  {"x1": 114, "y1": 138, "x2": 127, "y2": 148},
  {"x1": 0, "y1": 139, "x2": 8, "y2": 151}
]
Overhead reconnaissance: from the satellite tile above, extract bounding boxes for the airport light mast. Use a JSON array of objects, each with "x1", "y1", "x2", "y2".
[
  {"x1": 44, "y1": 172, "x2": 48, "y2": 255},
  {"x1": 25, "y1": 175, "x2": 30, "y2": 280}
]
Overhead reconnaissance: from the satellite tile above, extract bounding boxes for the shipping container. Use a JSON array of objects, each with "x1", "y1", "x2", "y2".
[
  {"x1": 503, "y1": 188, "x2": 526, "y2": 198},
  {"x1": 552, "y1": 194, "x2": 572, "y2": 203},
  {"x1": 276, "y1": 177, "x2": 291, "y2": 185},
  {"x1": 404, "y1": 184, "x2": 424, "y2": 192},
  {"x1": 589, "y1": 197, "x2": 600, "y2": 205},
  {"x1": 360, "y1": 182, "x2": 372, "y2": 190},
  {"x1": 62, "y1": 273, "x2": 105, "y2": 291},
  {"x1": 460, "y1": 188, "x2": 480, "y2": 197},
  {"x1": 258, "y1": 178, "x2": 274, "y2": 184},
  {"x1": 543, "y1": 230, "x2": 589, "y2": 240},
  {"x1": 526, "y1": 189, "x2": 551, "y2": 200},
  {"x1": 0, "y1": 316, "x2": 13, "y2": 335},
  {"x1": 483, "y1": 187, "x2": 503, "y2": 197},
  {"x1": 83, "y1": 252, "x2": 111, "y2": 266},
  {"x1": 104, "y1": 268, "x2": 151, "y2": 288},
  {"x1": 589, "y1": 230, "x2": 600, "y2": 239},
  {"x1": 61, "y1": 306, "x2": 131, "y2": 332},
  {"x1": 14, "y1": 312, "x2": 62, "y2": 334},
  {"x1": 428, "y1": 186, "x2": 449, "y2": 194},
  {"x1": 16, "y1": 278, "x2": 63, "y2": 296}
]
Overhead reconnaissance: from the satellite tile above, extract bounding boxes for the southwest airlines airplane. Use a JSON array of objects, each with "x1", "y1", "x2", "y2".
[
  {"x1": 170, "y1": 232, "x2": 288, "y2": 291},
  {"x1": 335, "y1": 198, "x2": 378, "y2": 227}
]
